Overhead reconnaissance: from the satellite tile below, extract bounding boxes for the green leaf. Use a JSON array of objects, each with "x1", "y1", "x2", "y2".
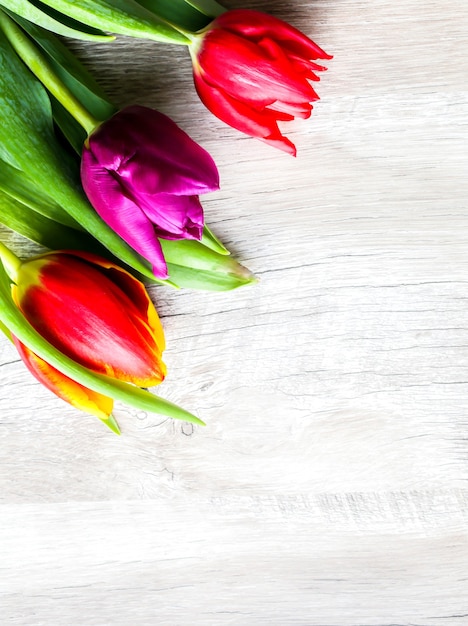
[
  {"x1": 0, "y1": 158, "x2": 81, "y2": 228},
  {"x1": 183, "y1": 0, "x2": 225, "y2": 18},
  {"x1": 162, "y1": 239, "x2": 257, "y2": 291},
  {"x1": 0, "y1": 24, "x2": 160, "y2": 282},
  {"x1": 0, "y1": 316, "x2": 12, "y2": 340},
  {"x1": 202, "y1": 225, "x2": 229, "y2": 255},
  {"x1": 0, "y1": 141, "x2": 21, "y2": 169},
  {"x1": 0, "y1": 259, "x2": 204, "y2": 425},
  {"x1": 25, "y1": 0, "x2": 190, "y2": 43},
  {"x1": 50, "y1": 97, "x2": 87, "y2": 154},
  {"x1": 136, "y1": 0, "x2": 211, "y2": 31},
  {"x1": 13, "y1": 13, "x2": 116, "y2": 123},
  {"x1": 0, "y1": 0, "x2": 113, "y2": 40},
  {"x1": 102, "y1": 415, "x2": 121, "y2": 434},
  {"x1": 21, "y1": 16, "x2": 118, "y2": 153},
  {"x1": 0, "y1": 191, "x2": 103, "y2": 251},
  {"x1": 42, "y1": 50, "x2": 115, "y2": 125},
  {"x1": 166, "y1": 264, "x2": 256, "y2": 291}
]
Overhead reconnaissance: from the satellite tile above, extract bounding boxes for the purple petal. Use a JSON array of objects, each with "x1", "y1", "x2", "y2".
[
  {"x1": 88, "y1": 106, "x2": 220, "y2": 196},
  {"x1": 139, "y1": 193, "x2": 204, "y2": 240},
  {"x1": 81, "y1": 147, "x2": 168, "y2": 279}
]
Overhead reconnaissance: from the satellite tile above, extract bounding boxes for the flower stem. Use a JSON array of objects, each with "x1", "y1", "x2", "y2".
[
  {"x1": 0, "y1": 240, "x2": 21, "y2": 283},
  {"x1": 0, "y1": 10, "x2": 101, "y2": 135}
]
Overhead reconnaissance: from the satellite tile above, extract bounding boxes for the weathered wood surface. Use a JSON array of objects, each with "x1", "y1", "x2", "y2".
[{"x1": 1, "y1": 0, "x2": 468, "y2": 623}]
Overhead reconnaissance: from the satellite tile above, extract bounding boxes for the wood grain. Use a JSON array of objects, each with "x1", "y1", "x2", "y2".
[{"x1": 1, "y1": 1, "x2": 468, "y2": 624}]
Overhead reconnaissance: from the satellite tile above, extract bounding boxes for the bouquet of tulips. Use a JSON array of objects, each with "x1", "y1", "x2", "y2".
[{"x1": 0, "y1": 1, "x2": 331, "y2": 433}]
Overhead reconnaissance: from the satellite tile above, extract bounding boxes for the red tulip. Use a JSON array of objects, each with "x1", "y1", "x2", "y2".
[
  {"x1": 11, "y1": 250, "x2": 166, "y2": 418},
  {"x1": 190, "y1": 9, "x2": 332, "y2": 156}
]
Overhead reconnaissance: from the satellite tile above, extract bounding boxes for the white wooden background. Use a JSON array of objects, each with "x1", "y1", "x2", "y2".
[{"x1": 1, "y1": 1, "x2": 468, "y2": 623}]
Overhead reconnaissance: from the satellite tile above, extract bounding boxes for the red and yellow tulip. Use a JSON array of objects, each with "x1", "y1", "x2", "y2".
[
  {"x1": 1, "y1": 248, "x2": 174, "y2": 431},
  {"x1": 12, "y1": 250, "x2": 166, "y2": 386}
]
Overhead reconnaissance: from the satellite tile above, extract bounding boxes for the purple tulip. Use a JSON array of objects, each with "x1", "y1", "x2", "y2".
[{"x1": 81, "y1": 106, "x2": 220, "y2": 278}]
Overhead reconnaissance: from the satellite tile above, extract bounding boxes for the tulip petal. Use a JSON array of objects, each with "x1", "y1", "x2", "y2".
[
  {"x1": 196, "y1": 30, "x2": 316, "y2": 107},
  {"x1": 13, "y1": 335, "x2": 114, "y2": 420},
  {"x1": 256, "y1": 38, "x2": 323, "y2": 94},
  {"x1": 268, "y1": 100, "x2": 313, "y2": 120},
  {"x1": 139, "y1": 193, "x2": 204, "y2": 241},
  {"x1": 193, "y1": 72, "x2": 296, "y2": 156},
  {"x1": 81, "y1": 147, "x2": 169, "y2": 278},
  {"x1": 87, "y1": 106, "x2": 219, "y2": 196},
  {"x1": 288, "y1": 54, "x2": 329, "y2": 81},
  {"x1": 256, "y1": 36, "x2": 321, "y2": 90},
  {"x1": 213, "y1": 9, "x2": 333, "y2": 62},
  {"x1": 62, "y1": 250, "x2": 166, "y2": 352}
]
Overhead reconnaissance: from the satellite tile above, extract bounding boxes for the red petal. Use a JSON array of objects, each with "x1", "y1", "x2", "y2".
[
  {"x1": 197, "y1": 30, "x2": 317, "y2": 107},
  {"x1": 268, "y1": 100, "x2": 313, "y2": 119},
  {"x1": 194, "y1": 71, "x2": 296, "y2": 155},
  {"x1": 260, "y1": 134, "x2": 296, "y2": 156},
  {"x1": 288, "y1": 54, "x2": 328, "y2": 81},
  {"x1": 60, "y1": 250, "x2": 166, "y2": 354},
  {"x1": 213, "y1": 9, "x2": 333, "y2": 61}
]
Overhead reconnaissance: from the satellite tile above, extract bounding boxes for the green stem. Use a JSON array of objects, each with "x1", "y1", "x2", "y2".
[
  {"x1": 157, "y1": 18, "x2": 194, "y2": 41},
  {"x1": 0, "y1": 240, "x2": 21, "y2": 283},
  {"x1": 0, "y1": 10, "x2": 101, "y2": 135}
]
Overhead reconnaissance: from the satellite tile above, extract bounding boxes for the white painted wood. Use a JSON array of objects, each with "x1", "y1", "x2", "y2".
[{"x1": 1, "y1": 1, "x2": 468, "y2": 623}]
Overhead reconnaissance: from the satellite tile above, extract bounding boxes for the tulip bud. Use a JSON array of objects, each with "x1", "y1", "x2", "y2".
[
  {"x1": 81, "y1": 105, "x2": 220, "y2": 279},
  {"x1": 190, "y1": 9, "x2": 332, "y2": 155},
  {"x1": 12, "y1": 250, "x2": 166, "y2": 388}
]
